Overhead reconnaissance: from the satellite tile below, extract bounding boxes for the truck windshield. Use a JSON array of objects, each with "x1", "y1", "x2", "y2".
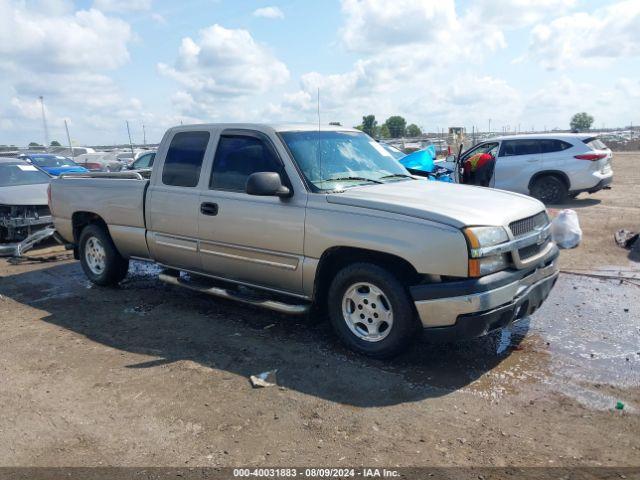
[
  {"x1": 280, "y1": 131, "x2": 412, "y2": 191},
  {"x1": 0, "y1": 163, "x2": 51, "y2": 186}
]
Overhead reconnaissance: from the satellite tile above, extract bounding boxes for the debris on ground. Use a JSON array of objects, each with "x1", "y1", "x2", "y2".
[
  {"x1": 614, "y1": 229, "x2": 640, "y2": 262},
  {"x1": 551, "y1": 209, "x2": 582, "y2": 249},
  {"x1": 615, "y1": 402, "x2": 625, "y2": 410},
  {"x1": 614, "y1": 230, "x2": 639, "y2": 249},
  {"x1": 250, "y1": 370, "x2": 278, "y2": 388}
]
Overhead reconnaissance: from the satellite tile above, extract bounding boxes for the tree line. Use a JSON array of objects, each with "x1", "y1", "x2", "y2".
[{"x1": 355, "y1": 115, "x2": 422, "y2": 139}]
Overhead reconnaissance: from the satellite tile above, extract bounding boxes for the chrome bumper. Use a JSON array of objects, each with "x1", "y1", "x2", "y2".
[
  {"x1": 0, "y1": 226, "x2": 57, "y2": 257},
  {"x1": 413, "y1": 254, "x2": 559, "y2": 329}
]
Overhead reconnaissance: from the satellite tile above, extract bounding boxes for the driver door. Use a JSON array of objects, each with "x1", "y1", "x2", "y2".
[{"x1": 197, "y1": 130, "x2": 307, "y2": 295}]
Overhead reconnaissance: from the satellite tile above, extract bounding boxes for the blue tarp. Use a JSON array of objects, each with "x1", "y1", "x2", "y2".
[{"x1": 399, "y1": 146, "x2": 436, "y2": 172}]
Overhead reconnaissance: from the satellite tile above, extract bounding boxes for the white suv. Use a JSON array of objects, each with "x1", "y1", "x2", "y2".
[{"x1": 453, "y1": 133, "x2": 613, "y2": 204}]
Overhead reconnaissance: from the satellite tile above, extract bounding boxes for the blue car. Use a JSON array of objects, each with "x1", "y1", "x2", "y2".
[{"x1": 21, "y1": 154, "x2": 88, "y2": 176}]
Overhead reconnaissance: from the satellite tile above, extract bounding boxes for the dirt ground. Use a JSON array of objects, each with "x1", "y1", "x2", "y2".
[{"x1": 0, "y1": 154, "x2": 638, "y2": 469}]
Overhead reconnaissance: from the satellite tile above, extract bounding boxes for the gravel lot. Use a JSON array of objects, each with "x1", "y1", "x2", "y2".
[{"x1": 0, "y1": 153, "x2": 638, "y2": 468}]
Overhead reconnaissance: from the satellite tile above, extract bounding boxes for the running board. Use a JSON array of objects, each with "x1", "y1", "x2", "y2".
[{"x1": 158, "y1": 272, "x2": 309, "y2": 315}]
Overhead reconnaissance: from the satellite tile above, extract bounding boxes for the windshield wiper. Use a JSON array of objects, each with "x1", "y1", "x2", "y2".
[
  {"x1": 323, "y1": 176, "x2": 383, "y2": 184},
  {"x1": 379, "y1": 173, "x2": 414, "y2": 180}
]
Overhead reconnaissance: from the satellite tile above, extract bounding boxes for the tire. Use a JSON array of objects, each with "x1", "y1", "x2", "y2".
[
  {"x1": 79, "y1": 224, "x2": 129, "y2": 286},
  {"x1": 327, "y1": 262, "x2": 419, "y2": 358},
  {"x1": 530, "y1": 175, "x2": 568, "y2": 204}
]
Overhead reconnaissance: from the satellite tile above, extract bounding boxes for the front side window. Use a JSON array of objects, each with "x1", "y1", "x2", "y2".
[
  {"x1": 134, "y1": 153, "x2": 155, "y2": 169},
  {"x1": 462, "y1": 142, "x2": 499, "y2": 161},
  {"x1": 162, "y1": 131, "x2": 210, "y2": 187},
  {"x1": 280, "y1": 131, "x2": 411, "y2": 191},
  {"x1": 500, "y1": 139, "x2": 541, "y2": 157},
  {"x1": 210, "y1": 135, "x2": 283, "y2": 192}
]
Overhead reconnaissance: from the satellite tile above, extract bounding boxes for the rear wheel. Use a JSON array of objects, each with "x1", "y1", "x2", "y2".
[
  {"x1": 530, "y1": 175, "x2": 568, "y2": 204},
  {"x1": 79, "y1": 224, "x2": 129, "y2": 286},
  {"x1": 327, "y1": 263, "x2": 418, "y2": 358}
]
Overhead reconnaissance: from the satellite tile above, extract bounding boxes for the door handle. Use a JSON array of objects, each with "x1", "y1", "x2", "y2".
[{"x1": 200, "y1": 202, "x2": 218, "y2": 216}]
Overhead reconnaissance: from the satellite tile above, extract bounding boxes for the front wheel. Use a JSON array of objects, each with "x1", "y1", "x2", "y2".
[
  {"x1": 327, "y1": 263, "x2": 419, "y2": 358},
  {"x1": 79, "y1": 224, "x2": 129, "y2": 286}
]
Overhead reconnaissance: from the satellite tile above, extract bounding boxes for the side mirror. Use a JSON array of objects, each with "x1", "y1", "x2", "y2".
[{"x1": 246, "y1": 172, "x2": 291, "y2": 198}]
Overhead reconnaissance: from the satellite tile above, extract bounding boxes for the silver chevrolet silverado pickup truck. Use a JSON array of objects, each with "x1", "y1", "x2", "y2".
[{"x1": 50, "y1": 124, "x2": 559, "y2": 357}]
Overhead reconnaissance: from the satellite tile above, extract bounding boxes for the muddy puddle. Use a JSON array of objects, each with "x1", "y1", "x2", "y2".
[{"x1": 464, "y1": 273, "x2": 639, "y2": 411}]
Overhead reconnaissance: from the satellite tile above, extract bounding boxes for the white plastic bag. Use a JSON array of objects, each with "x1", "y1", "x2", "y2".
[{"x1": 550, "y1": 209, "x2": 582, "y2": 249}]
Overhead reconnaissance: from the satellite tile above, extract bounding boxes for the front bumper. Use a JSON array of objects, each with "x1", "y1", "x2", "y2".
[{"x1": 411, "y1": 247, "x2": 559, "y2": 341}]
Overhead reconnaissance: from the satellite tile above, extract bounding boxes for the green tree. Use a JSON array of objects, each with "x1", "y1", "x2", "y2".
[
  {"x1": 570, "y1": 112, "x2": 594, "y2": 131},
  {"x1": 50, "y1": 140, "x2": 61, "y2": 146},
  {"x1": 361, "y1": 114, "x2": 377, "y2": 137},
  {"x1": 384, "y1": 116, "x2": 407, "y2": 138},
  {"x1": 406, "y1": 124, "x2": 422, "y2": 137},
  {"x1": 378, "y1": 124, "x2": 390, "y2": 138},
  {"x1": 28, "y1": 142, "x2": 41, "y2": 147}
]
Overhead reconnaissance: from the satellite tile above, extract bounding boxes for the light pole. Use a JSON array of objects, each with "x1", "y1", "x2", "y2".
[{"x1": 39, "y1": 96, "x2": 49, "y2": 147}]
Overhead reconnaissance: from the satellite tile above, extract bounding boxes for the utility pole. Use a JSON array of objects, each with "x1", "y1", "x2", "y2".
[
  {"x1": 488, "y1": 118, "x2": 491, "y2": 135},
  {"x1": 64, "y1": 119, "x2": 73, "y2": 156},
  {"x1": 142, "y1": 123, "x2": 147, "y2": 145},
  {"x1": 126, "y1": 120, "x2": 135, "y2": 157},
  {"x1": 39, "y1": 96, "x2": 49, "y2": 147}
]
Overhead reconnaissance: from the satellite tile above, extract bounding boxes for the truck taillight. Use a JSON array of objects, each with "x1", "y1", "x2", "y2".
[{"x1": 574, "y1": 153, "x2": 606, "y2": 161}]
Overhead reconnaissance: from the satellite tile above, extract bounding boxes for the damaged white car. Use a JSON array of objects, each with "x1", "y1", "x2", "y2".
[{"x1": 0, "y1": 157, "x2": 56, "y2": 256}]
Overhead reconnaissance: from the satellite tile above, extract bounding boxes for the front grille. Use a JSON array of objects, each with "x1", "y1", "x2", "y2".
[
  {"x1": 36, "y1": 205, "x2": 51, "y2": 217},
  {"x1": 509, "y1": 212, "x2": 548, "y2": 238}
]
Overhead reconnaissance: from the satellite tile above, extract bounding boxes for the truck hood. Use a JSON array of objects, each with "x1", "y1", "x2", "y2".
[
  {"x1": 0, "y1": 183, "x2": 49, "y2": 206},
  {"x1": 326, "y1": 180, "x2": 545, "y2": 228}
]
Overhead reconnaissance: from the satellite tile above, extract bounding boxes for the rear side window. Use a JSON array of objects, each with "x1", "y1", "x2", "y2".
[
  {"x1": 210, "y1": 135, "x2": 283, "y2": 192},
  {"x1": 162, "y1": 131, "x2": 210, "y2": 187},
  {"x1": 500, "y1": 140, "x2": 541, "y2": 157},
  {"x1": 541, "y1": 139, "x2": 573, "y2": 153},
  {"x1": 583, "y1": 137, "x2": 608, "y2": 150}
]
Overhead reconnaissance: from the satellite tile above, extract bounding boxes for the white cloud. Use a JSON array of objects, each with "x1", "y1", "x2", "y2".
[
  {"x1": 253, "y1": 6, "x2": 284, "y2": 19},
  {"x1": 0, "y1": 0, "x2": 143, "y2": 145},
  {"x1": 158, "y1": 24, "x2": 289, "y2": 117},
  {"x1": 151, "y1": 12, "x2": 167, "y2": 24},
  {"x1": 340, "y1": 0, "x2": 458, "y2": 53},
  {"x1": 92, "y1": 0, "x2": 152, "y2": 12},
  {"x1": 529, "y1": 0, "x2": 640, "y2": 69},
  {"x1": 468, "y1": 0, "x2": 576, "y2": 28},
  {"x1": 0, "y1": 2, "x2": 132, "y2": 71}
]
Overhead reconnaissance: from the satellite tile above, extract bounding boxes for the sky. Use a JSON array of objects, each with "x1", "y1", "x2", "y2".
[{"x1": 0, "y1": 0, "x2": 639, "y2": 146}]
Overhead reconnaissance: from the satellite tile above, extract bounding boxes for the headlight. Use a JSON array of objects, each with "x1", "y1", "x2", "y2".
[{"x1": 463, "y1": 226, "x2": 510, "y2": 277}]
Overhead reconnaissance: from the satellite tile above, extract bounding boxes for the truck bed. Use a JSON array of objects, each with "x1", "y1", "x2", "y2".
[{"x1": 50, "y1": 172, "x2": 151, "y2": 259}]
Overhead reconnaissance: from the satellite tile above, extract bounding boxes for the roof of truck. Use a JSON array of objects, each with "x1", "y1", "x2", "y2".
[{"x1": 167, "y1": 123, "x2": 359, "y2": 133}]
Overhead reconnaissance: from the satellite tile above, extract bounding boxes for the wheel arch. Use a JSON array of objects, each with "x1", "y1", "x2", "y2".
[
  {"x1": 312, "y1": 246, "x2": 420, "y2": 306},
  {"x1": 71, "y1": 211, "x2": 108, "y2": 244},
  {"x1": 528, "y1": 170, "x2": 571, "y2": 191}
]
